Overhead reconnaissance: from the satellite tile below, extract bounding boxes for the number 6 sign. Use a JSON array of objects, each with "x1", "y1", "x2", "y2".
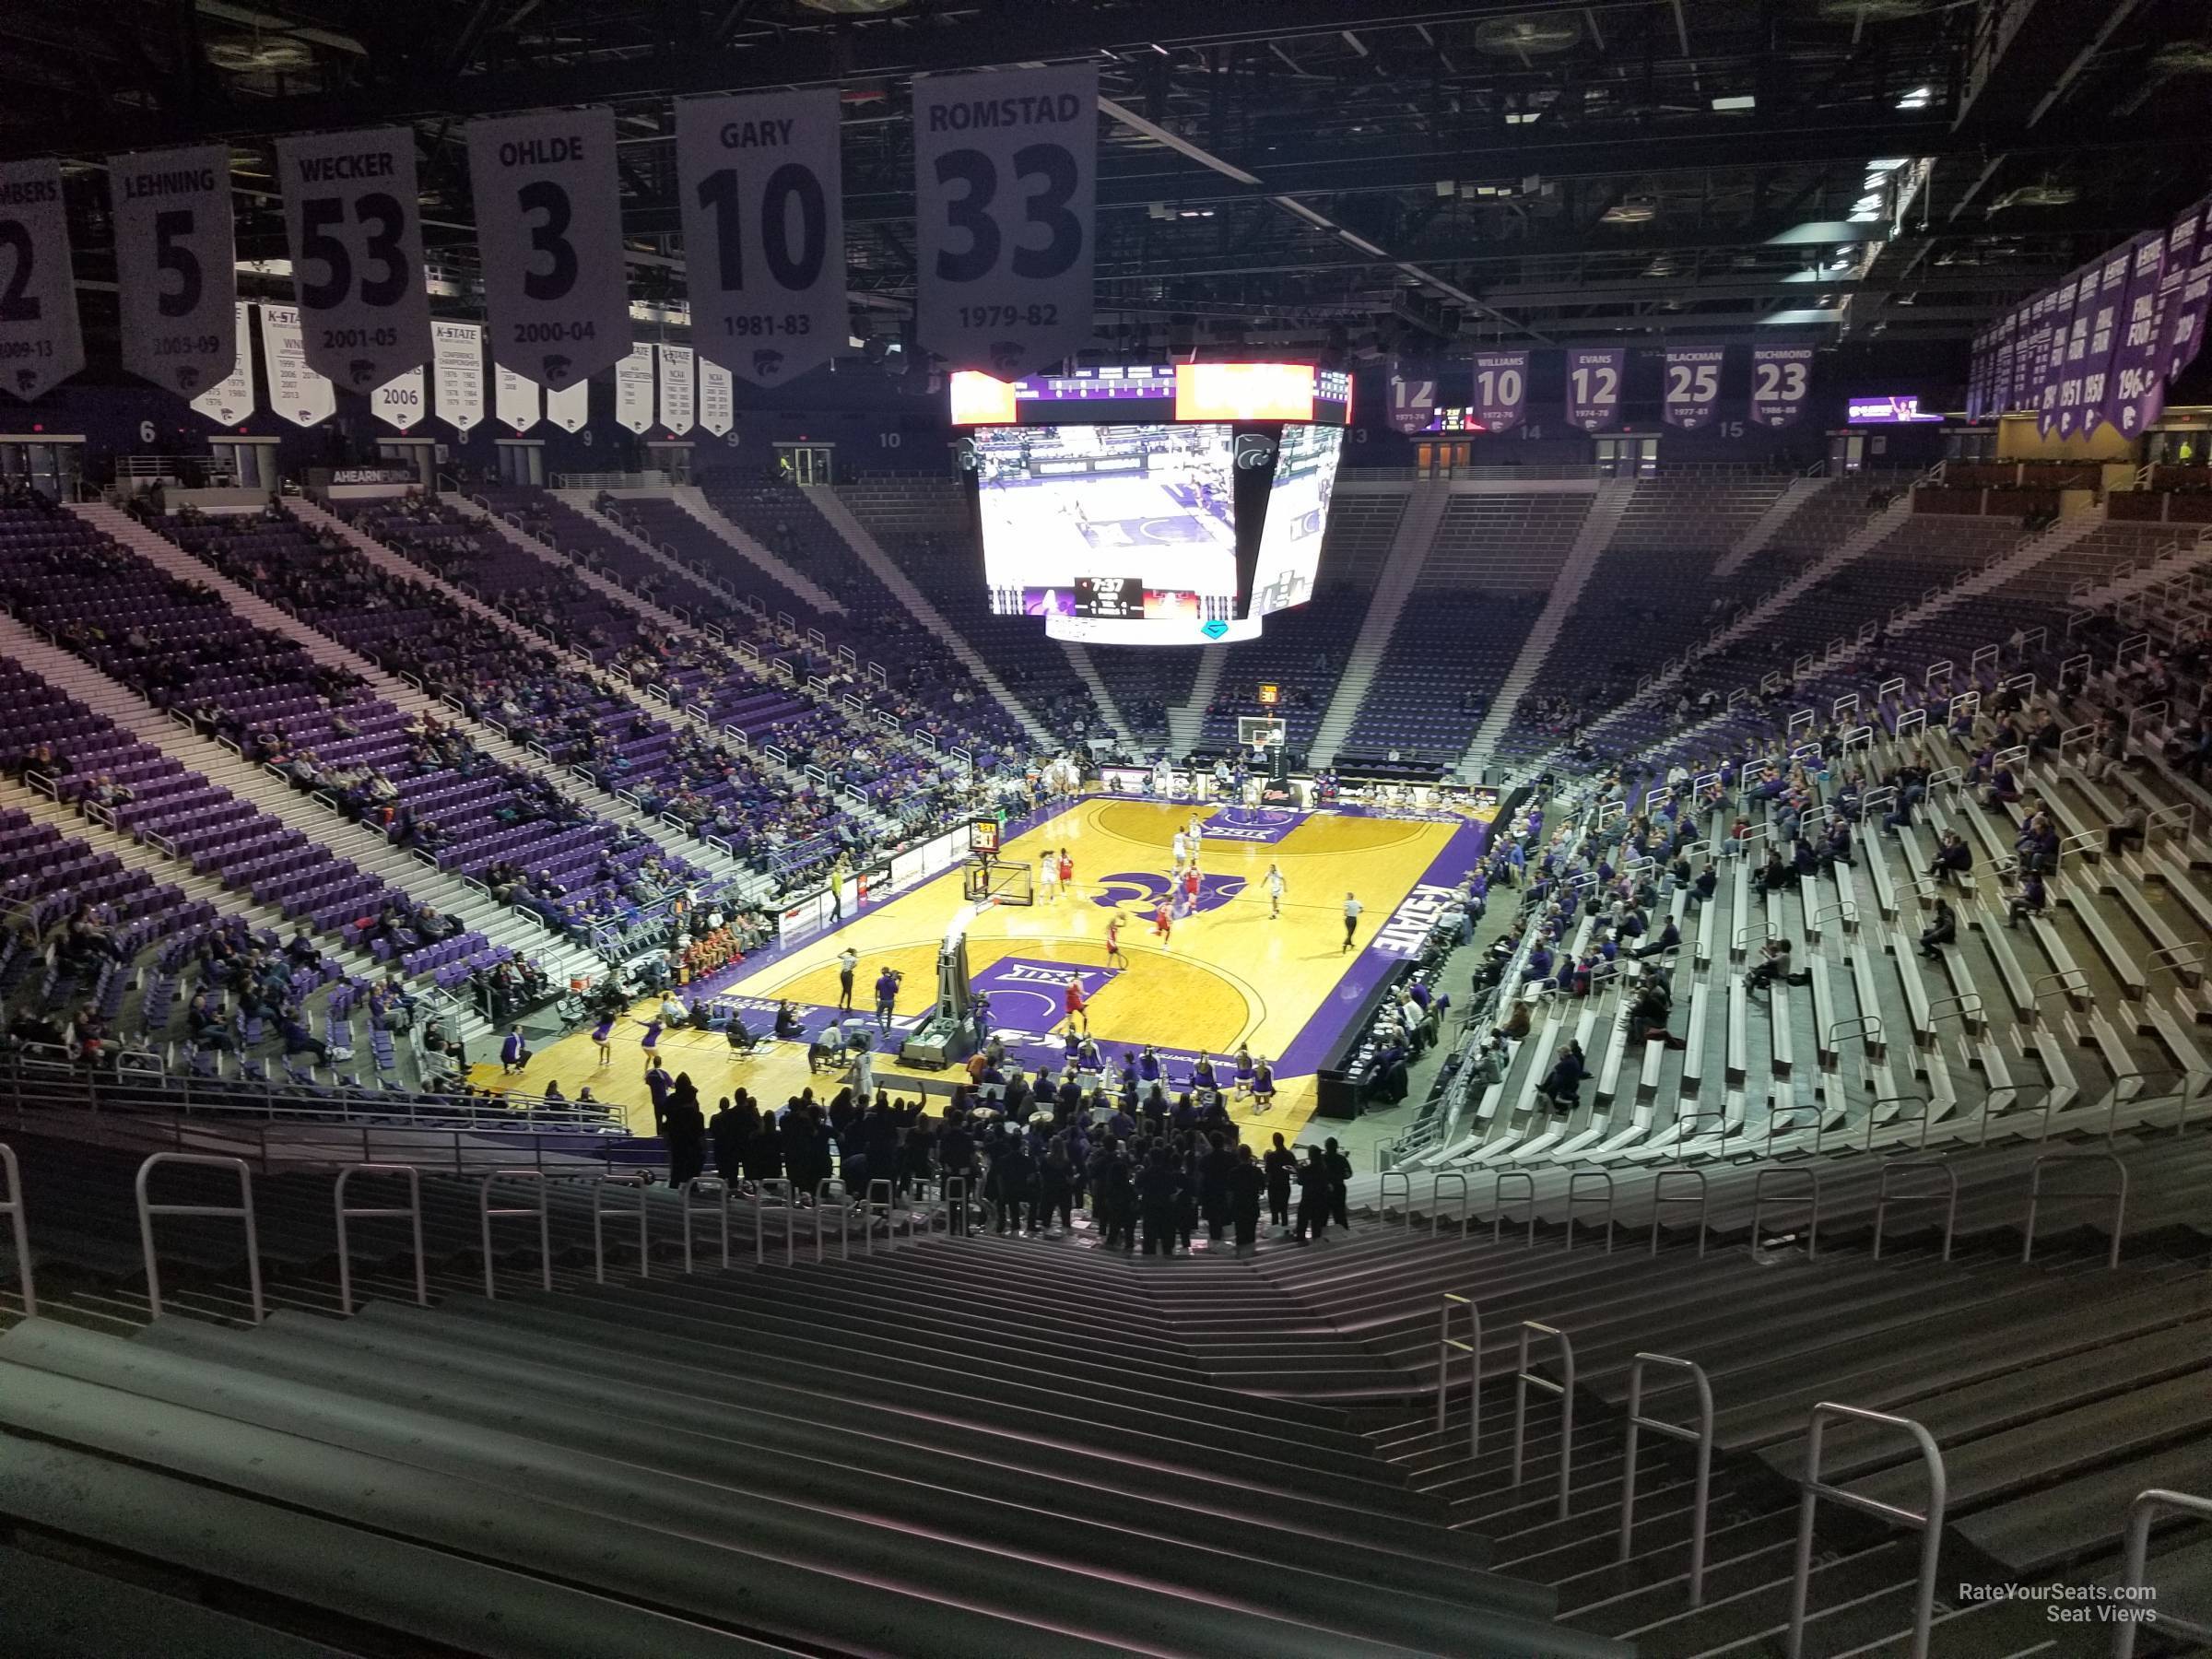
[{"x1": 912, "y1": 64, "x2": 1098, "y2": 376}]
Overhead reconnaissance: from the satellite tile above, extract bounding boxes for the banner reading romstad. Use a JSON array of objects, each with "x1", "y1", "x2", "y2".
[
  {"x1": 109, "y1": 143, "x2": 238, "y2": 399},
  {"x1": 276, "y1": 127, "x2": 431, "y2": 394},
  {"x1": 1565, "y1": 347, "x2": 1623, "y2": 431},
  {"x1": 0, "y1": 159, "x2": 83, "y2": 401},
  {"x1": 1472, "y1": 351, "x2": 1528, "y2": 432}
]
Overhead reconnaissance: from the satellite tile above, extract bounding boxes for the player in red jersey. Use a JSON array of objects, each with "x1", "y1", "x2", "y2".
[
  {"x1": 1064, "y1": 973, "x2": 1089, "y2": 1034},
  {"x1": 1105, "y1": 912, "x2": 1127, "y2": 967},
  {"x1": 1153, "y1": 901, "x2": 1173, "y2": 944}
]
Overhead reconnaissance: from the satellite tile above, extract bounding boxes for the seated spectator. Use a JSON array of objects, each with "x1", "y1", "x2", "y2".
[{"x1": 1918, "y1": 898, "x2": 1956, "y2": 961}]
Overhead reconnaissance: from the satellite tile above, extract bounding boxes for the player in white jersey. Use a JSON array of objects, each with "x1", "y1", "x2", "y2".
[
  {"x1": 1265, "y1": 863, "x2": 1287, "y2": 920},
  {"x1": 1171, "y1": 829, "x2": 1189, "y2": 869},
  {"x1": 1039, "y1": 849, "x2": 1059, "y2": 900}
]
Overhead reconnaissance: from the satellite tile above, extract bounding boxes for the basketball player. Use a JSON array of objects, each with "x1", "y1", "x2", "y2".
[
  {"x1": 1171, "y1": 827, "x2": 1189, "y2": 870},
  {"x1": 1182, "y1": 864, "x2": 1202, "y2": 916},
  {"x1": 1153, "y1": 900, "x2": 1173, "y2": 946},
  {"x1": 1105, "y1": 912, "x2": 1127, "y2": 967},
  {"x1": 1342, "y1": 891, "x2": 1363, "y2": 953},
  {"x1": 1064, "y1": 973, "x2": 1089, "y2": 1035},
  {"x1": 1039, "y1": 848, "x2": 1058, "y2": 901},
  {"x1": 1057, "y1": 847, "x2": 1074, "y2": 900},
  {"x1": 1265, "y1": 863, "x2": 1286, "y2": 920}
]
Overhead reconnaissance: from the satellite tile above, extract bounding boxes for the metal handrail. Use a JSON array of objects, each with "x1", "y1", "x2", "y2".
[
  {"x1": 1674, "y1": 1111, "x2": 1726, "y2": 1162},
  {"x1": 478, "y1": 1169, "x2": 550, "y2": 1299},
  {"x1": 592, "y1": 1174, "x2": 652, "y2": 1283},
  {"x1": 935, "y1": 1174, "x2": 970, "y2": 1238},
  {"x1": 2113, "y1": 1488, "x2": 2212, "y2": 1657},
  {"x1": 682, "y1": 1176, "x2": 730, "y2": 1272},
  {"x1": 754, "y1": 1177, "x2": 794, "y2": 1264},
  {"x1": 1762, "y1": 1104, "x2": 1829, "y2": 1162},
  {"x1": 1493, "y1": 1170, "x2": 1536, "y2": 1246},
  {"x1": 1650, "y1": 1168, "x2": 1710, "y2": 1257},
  {"x1": 0, "y1": 1142, "x2": 30, "y2": 1317},
  {"x1": 1380, "y1": 1169, "x2": 1412, "y2": 1224},
  {"x1": 864, "y1": 1178, "x2": 910, "y2": 1251},
  {"x1": 1873, "y1": 1160, "x2": 1959, "y2": 1263},
  {"x1": 1621, "y1": 1354, "x2": 1714, "y2": 1607},
  {"x1": 1511, "y1": 1320, "x2": 1576, "y2": 1523},
  {"x1": 1871, "y1": 1091, "x2": 1934, "y2": 1154},
  {"x1": 1786, "y1": 1404, "x2": 1947, "y2": 1659},
  {"x1": 2024, "y1": 1151, "x2": 2128, "y2": 1269},
  {"x1": 1566, "y1": 1171, "x2": 1615, "y2": 1253},
  {"x1": 816, "y1": 1179, "x2": 853, "y2": 1262},
  {"x1": 1751, "y1": 1166, "x2": 1821, "y2": 1259},
  {"x1": 1437, "y1": 1290, "x2": 1481, "y2": 1457},
  {"x1": 136, "y1": 1153, "x2": 261, "y2": 1324},
  {"x1": 334, "y1": 1163, "x2": 424, "y2": 1315},
  {"x1": 1430, "y1": 1171, "x2": 1469, "y2": 1237}
]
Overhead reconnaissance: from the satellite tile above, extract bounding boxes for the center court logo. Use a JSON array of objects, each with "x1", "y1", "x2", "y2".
[{"x1": 1090, "y1": 871, "x2": 1246, "y2": 914}]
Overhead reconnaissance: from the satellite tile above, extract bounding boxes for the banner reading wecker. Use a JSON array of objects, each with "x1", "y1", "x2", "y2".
[
  {"x1": 698, "y1": 357, "x2": 735, "y2": 437},
  {"x1": 109, "y1": 143, "x2": 237, "y2": 399},
  {"x1": 1565, "y1": 347, "x2": 1623, "y2": 432},
  {"x1": 615, "y1": 343, "x2": 654, "y2": 433},
  {"x1": 190, "y1": 302, "x2": 256, "y2": 425},
  {"x1": 433, "y1": 320, "x2": 484, "y2": 434},
  {"x1": 0, "y1": 159, "x2": 83, "y2": 401},
  {"x1": 494, "y1": 361, "x2": 540, "y2": 434},
  {"x1": 371, "y1": 367, "x2": 425, "y2": 432},
  {"x1": 676, "y1": 88, "x2": 845, "y2": 387},
  {"x1": 1385, "y1": 359, "x2": 1434, "y2": 434},
  {"x1": 658, "y1": 342, "x2": 695, "y2": 435},
  {"x1": 276, "y1": 127, "x2": 431, "y2": 394},
  {"x1": 1662, "y1": 344, "x2": 1724, "y2": 430},
  {"x1": 1472, "y1": 350, "x2": 1528, "y2": 433},
  {"x1": 469, "y1": 106, "x2": 633, "y2": 390},
  {"x1": 2109, "y1": 234, "x2": 2170, "y2": 435},
  {"x1": 259, "y1": 301, "x2": 335, "y2": 427},
  {"x1": 912, "y1": 64, "x2": 1097, "y2": 376},
  {"x1": 1749, "y1": 344, "x2": 1814, "y2": 429}
]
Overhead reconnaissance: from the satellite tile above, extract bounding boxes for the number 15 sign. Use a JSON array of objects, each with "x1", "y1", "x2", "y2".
[{"x1": 912, "y1": 65, "x2": 1097, "y2": 377}]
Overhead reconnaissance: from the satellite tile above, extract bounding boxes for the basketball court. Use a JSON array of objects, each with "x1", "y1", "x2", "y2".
[{"x1": 478, "y1": 792, "x2": 1492, "y2": 1142}]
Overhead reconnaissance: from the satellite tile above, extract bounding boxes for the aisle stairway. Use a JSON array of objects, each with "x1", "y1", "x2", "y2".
[{"x1": 1308, "y1": 479, "x2": 1451, "y2": 767}]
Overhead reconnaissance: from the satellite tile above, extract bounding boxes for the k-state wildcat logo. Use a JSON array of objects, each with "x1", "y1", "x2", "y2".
[{"x1": 1090, "y1": 870, "x2": 1247, "y2": 914}]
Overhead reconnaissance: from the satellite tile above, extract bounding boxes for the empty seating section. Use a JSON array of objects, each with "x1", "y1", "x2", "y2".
[
  {"x1": 1420, "y1": 492, "x2": 1590, "y2": 592},
  {"x1": 1342, "y1": 591, "x2": 1542, "y2": 763},
  {"x1": 1199, "y1": 581, "x2": 1374, "y2": 753}
]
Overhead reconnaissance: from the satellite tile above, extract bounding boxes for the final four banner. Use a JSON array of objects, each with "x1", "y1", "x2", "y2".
[
  {"x1": 1661, "y1": 345, "x2": 1724, "y2": 429},
  {"x1": 0, "y1": 159, "x2": 83, "y2": 401},
  {"x1": 698, "y1": 358, "x2": 735, "y2": 437},
  {"x1": 1385, "y1": 359, "x2": 1434, "y2": 434},
  {"x1": 2111, "y1": 234, "x2": 2171, "y2": 435},
  {"x1": 1565, "y1": 347, "x2": 1623, "y2": 431},
  {"x1": 658, "y1": 342, "x2": 695, "y2": 435},
  {"x1": 276, "y1": 127, "x2": 432, "y2": 394},
  {"x1": 912, "y1": 65, "x2": 1097, "y2": 375},
  {"x1": 1472, "y1": 351, "x2": 1528, "y2": 432},
  {"x1": 2034, "y1": 280, "x2": 2076, "y2": 436},
  {"x1": 2160, "y1": 198, "x2": 2212, "y2": 386},
  {"x1": 109, "y1": 144, "x2": 237, "y2": 399},
  {"x1": 259, "y1": 301, "x2": 335, "y2": 427},
  {"x1": 2076, "y1": 243, "x2": 2133, "y2": 436},
  {"x1": 189, "y1": 302, "x2": 256, "y2": 426},
  {"x1": 433, "y1": 320, "x2": 484, "y2": 433},
  {"x1": 614, "y1": 343, "x2": 654, "y2": 433},
  {"x1": 1749, "y1": 345, "x2": 1814, "y2": 429},
  {"x1": 676, "y1": 88, "x2": 845, "y2": 387},
  {"x1": 468, "y1": 106, "x2": 633, "y2": 389}
]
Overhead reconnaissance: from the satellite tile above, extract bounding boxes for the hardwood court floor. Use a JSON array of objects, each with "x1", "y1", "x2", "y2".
[{"x1": 477, "y1": 798, "x2": 1469, "y2": 1143}]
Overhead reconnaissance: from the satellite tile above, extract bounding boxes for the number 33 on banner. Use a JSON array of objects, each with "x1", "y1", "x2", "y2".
[{"x1": 912, "y1": 65, "x2": 1098, "y2": 377}]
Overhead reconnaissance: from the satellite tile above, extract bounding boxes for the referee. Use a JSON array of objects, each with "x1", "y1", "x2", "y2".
[{"x1": 1342, "y1": 891, "x2": 1363, "y2": 953}]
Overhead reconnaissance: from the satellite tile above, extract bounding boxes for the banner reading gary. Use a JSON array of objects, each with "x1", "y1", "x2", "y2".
[
  {"x1": 1472, "y1": 350, "x2": 1528, "y2": 432},
  {"x1": 1565, "y1": 347, "x2": 1623, "y2": 432}
]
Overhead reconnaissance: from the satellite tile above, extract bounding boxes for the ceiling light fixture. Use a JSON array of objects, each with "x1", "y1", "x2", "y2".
[{"x1": 1711, "y1": 94, "x2": 1756, "y2": 112}]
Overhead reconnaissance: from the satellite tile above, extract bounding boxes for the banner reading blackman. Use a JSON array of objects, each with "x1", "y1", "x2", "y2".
[
  {"x1": 2076, "y1": 243, "x2": 2133, "y2": 436},
  {"x1": 1748, "y1": 344, "x2": 1814, "y2": 429},
  {"x1": 2159, "y1": 198, "x2": 2212, "y2": 387},
  {"x1": 1565, "y1": 347, "x2": 1624, "y2": 431},
  {"x1": 433, "y1": 320, "x2": 484, "y2": 434},
  {"x1": 676, "y1": 88, "x2": 845, "y2": 388},
  {"x1": 614, "y1": 344, "x2": 654, "y2": 433},
  {"x1": 259, "y1": 301, "x2": 335, "y2": 427},
  {"x1": 190, "y1": 303, "x2": 256, "y2": 425},
  {"x1": 1472, "y1": 350, "x2": 1528, "y2": 432},
  {"x1": 698, "y1": 357, "x2": 735, "y2": 437},
  {"x1": 912, "y1": 65, "x2": 1097, "y2": 376},
  {"x1": 2110, "y1": 234, "x2": 2171, "y2": 436},
  {"x1": 468, "y1": 106, "x2": 633, "y2": 391},
  {"x1": 494, "y1": 362, "x2": 540, "y2": 434},
  {"x1": 658, "y1": 342, "x2": 695, "y2": 435},
  {"x1": 371, "y1": 367, "x2": 426, "y2": 431},
  {"x1": 276, "y1": 127, "x2": 431, "y2": 394},
  {"x1": 546, "y1": 380, "x2": 588, "y2": 433},
  {"x1": 1385, "y1": 359, "x2": 1434, "y2": 434},
  {"x1": 109, "y1": 143, "x2": 237, "y2": 400},
  {"x1": 0, "y1": 159, "x2": 83, "y2": 401},
  {"x1": 1662, "y1": 345, "x2": 1724, "y2": 430}
]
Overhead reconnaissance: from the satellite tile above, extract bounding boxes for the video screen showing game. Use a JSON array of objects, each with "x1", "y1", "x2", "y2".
[{"x1": 1248, "y1": 424, "x2": 1342, "y2": 616}]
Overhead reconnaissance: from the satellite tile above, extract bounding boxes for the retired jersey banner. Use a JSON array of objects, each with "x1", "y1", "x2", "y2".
[
  {"x1": 494, "y1": 361, "x2": 540, "y2": 433},
  {"x1": 912, "y1": 64, "x2": 1097, "y2": 376},
  {"x1": 1472, "y1": 351, "x2": 1528, "y2": 432},
  {"x1": 545, "y1": 379, "x2": 588, "y2": 432},
  {"x1": 259, "y1": 301, "x2": 335, "y2": 427},
  {"x1": 110, "y1": 144, "x2": 237, "y2": 399},
  {"x1": 371, "y1": 366, "x2": 426, "y2": 431},
  {"x1": 1565, "y1": 347, "x2": 1623, "y2": 432},
  {"x1": 432, "y1": 320, "x2": 484, "y2": 433},
  {"x1": 657, "y1": 342, "x2": 695, "y2": 435},
  {"x1": 698, "y1": 357, "x2": 735, "y2": 437},
  {"x1": 2110, "y1": 234, "x2": 2170, "y2": 435},
  {"x1": 2077, "y1": 243, "x2": 2133, "y2": 435},
  {"x1": 1385, "y1": 359, "x2": 1434, "y2": 434},
  {"x1": 1661, "y1": 345, "x2": 1724, "y2": 429},
  {"x1": 0, "y1": 159, "x2": 83, "y2": 401},
  {"x1": 2159, "y1": 198, "x2": 2212, "y2": 385},
  {"x1": 276, "y1": 127, "x2": 431, "y2": 394},
  {"x1": 469, "y1": 106, "x2": 632, "y2": 389},
  {"x1": 1749, "y1": 345, "x2": 1814, "y2": 429},
  {"x1": 615, "y1": 343, "x2": 654, "y2": 433},
  {"x1": 190, "y1": 302, "x2": 256, "y2": 425},
  {"x1": 676, "y1": 88, "x2": 844, "y2": 388}
]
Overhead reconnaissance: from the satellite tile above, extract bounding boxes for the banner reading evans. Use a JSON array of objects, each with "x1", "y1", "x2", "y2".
[
  {"x1": 1749, "y1": 345, "x2": 1813, "y2": 429},
  {"x1": 109, "y1": 143, "x2": 238, "y2": 399},
  {"x1": 0, "y1": 159, "x2": 84, "y2": 402},
  {"x1": 468, "y1": 107, "x2": 633, "y2": 389},
  {"x1": 1564, "y1": 347, "x2": 1623, "y2": 432},
  {"x1": 676, "y1": 88, "x2": 845, "y2": 388},
  {"x1": 1472, "y1": 350, "x2": 1528, "y2": 432},
  {"x1": 276, "y1": 127, "x2": 432, "y2": 394},
  {"x1": 1662, "y1": 345, "x2": 1724, "y2": 429},
  {"x1": 912, "y1": 65, "x2": 1097, "y2": 376}
]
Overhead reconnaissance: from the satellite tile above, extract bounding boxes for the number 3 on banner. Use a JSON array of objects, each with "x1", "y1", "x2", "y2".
[
  {"x1": 932, "y1": 145, "x2": 1083, "y2": 283},
  {"x1": 516, "y1": 182, "x2": 577, "y2": 303}
]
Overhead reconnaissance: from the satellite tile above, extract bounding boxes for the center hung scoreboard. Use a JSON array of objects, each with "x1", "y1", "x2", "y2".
[{"x1": 950, "y1": 360, "x2": 1351, "y2": 645}]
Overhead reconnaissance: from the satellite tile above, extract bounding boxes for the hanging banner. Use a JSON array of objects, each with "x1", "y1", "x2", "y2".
[
  {"x1": 1385, "y1": 359, "x2": 1434, "y2": 434},
  {"x1": 2053, "y1": 254, "x2": 2111, "y2": 439},
  {"x1": 546, "y1": 380, "x2": 588, "y2": 432},
  {"x1": 615, "y1": 343, "x2": 655, "y2": 433},
  {"x1": 658, "y1": 342, "x2": 696, "y2": 435},
  {"x1": 2110, "y1": 234, "x2": 2171, "y2": 436},
  {"x1": 1748, "y1": 344, "x2": 1814, "y2": 429},
  {"x1": 912, "y1": 64, "x2": 1097, "y2": 376},
  {"x1": 1565, "y1": 347, "x2": 1623, "y2": 432},
  {"x1": 1471, "y1": 350, "x2": 1528, "y2": 433},
  {"x1": 432, "y1": 320, "x2": 484, "y2": 433},
  {"x1": 2075, "y1": 243, "x2": 2133, "y2": 436},
  {"x1": 675, "y1": 88, "x2": 845, "y2": 388},
  {"x1": 698, "y1": 357, "x2": 735, "y2": 437},
  {"x1": 2159, "y1": 198, "x2": 2212, "y2": 387},
  {"x1": 190, "y1": 301, "x2": 256, "y2": 425},
  {"x1": 371, "y1": 366, "x2": 426, "y2": 431},
  {"x1": 1661, "y1": 345, "x2": 1724, "y2": 430},
  {"x1": 468, "y1": 106, "x2": 632, "y2": 391},
  {"x1": 0, "y1": 159, "x2": 84, "y2": 402},
  {"x1": 276, "y1": 127, "x2": 431, "y2": 394},
  {"x1": 109, "y1": 143, "x2": 238, "y2": 400},
  {"x1": 259, "y1": 302, "x2": 335, "y2": 427},
  {"x1": 2035, "y1": 276, "x2": 2083, "y2": 437},
  {"x1": 494, "y1": 362, "x2": 540, "y2": 434}
]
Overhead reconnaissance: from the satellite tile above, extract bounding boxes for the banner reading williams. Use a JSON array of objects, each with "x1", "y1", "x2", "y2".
[{"x1": 1472, "y1": 350, "x2": 1528, "y2": 433}]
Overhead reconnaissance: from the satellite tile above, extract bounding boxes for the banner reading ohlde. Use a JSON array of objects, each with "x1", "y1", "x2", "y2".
[{"x1": 1565, "y1": 347, "x2": 1623, "y2": 432}]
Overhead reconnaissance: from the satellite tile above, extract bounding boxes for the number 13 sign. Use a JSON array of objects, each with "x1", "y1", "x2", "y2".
[{"x1": 912, "y1": 65, "x2": 1097, "y2": 377}]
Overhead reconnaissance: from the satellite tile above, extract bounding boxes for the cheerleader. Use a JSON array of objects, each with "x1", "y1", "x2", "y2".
[
  {"x1": 592, "y1": 1012, "x2": 616, "y2": 1067},
  {"x1": 1232, "y1": 1044, "x2": 1255, "y2": 1099},
  {"x1": 639, "y1": 1015, "x2": 664, "y2": 1060},
  {"x1": 1252, "y1": 1055, "x2": 1277, "y2": 1113},
  {"x1": 1192, "y1": 1052, "x2": 1218, "y2": 1098}
]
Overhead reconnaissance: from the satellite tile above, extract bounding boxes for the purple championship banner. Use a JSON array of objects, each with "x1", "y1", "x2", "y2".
[
  {"x1": 2110, "y1": 232, "x2": 2170, "y2": 435},
  {"x1": 1749, "y1": 344, "x2": 1813, "y2": 429},
  {"x1": 1472, "y1": 350, "x2": 1528, "y2": 432},
  {"x1": 2059, "y1": 247, "x2": 2128, "y2": 438},
  {"x1": 2160, "y1": 198, "x2": 2212, "y2": 386},
  {"x1": 2036, "y1": 276, "x2": 2079, "y2": 437},
  {"x1": 1661, "y1": 345, "x2": 1724, "y2": 430},
  {"x1": 1565, "y1": 347, "x2": 1624, "y2": 432}
]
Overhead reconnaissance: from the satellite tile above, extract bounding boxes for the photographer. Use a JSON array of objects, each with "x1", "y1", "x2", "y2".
[{"x1": 874, "y1": 964, "x2": 903, "y2": 1030}]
